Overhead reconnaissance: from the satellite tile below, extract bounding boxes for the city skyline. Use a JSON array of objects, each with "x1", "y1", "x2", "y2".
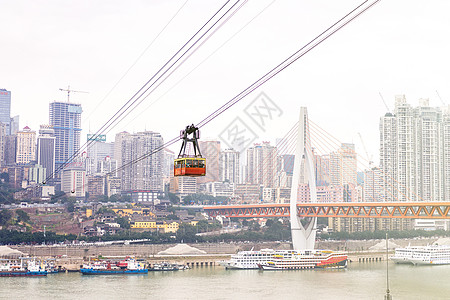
[{"x1": 1, "y1": 1, "x2": 450, "y2": 165}]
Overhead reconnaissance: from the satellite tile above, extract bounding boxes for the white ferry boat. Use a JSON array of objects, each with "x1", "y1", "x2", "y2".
[
  {"x1": 220, "y1": 249, "x2": 275, "y2": 269},
  {"x1": 258, "y1": 249, "x2": 347, "y2": 270},
  {"x1": 391, "y1": 244, "x2": 450, "y2": 265}
]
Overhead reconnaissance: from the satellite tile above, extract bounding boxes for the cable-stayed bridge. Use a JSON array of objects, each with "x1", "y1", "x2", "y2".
[{"x1": 201, "y1": 107, "x2": 450, "y2": 250}]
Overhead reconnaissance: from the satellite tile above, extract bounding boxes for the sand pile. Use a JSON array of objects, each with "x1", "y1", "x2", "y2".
[
  {"x1": 433, "y1": 237, "x2": 450, "y2": 246},
  {"x1": 158, "y1": 244, "x2": 207, "y2": 255},
  {"x1": 369, "y1": 240, "x2": 400, "y2": 250},
  {"x1": 0, "y1": 246, "x2": 24, "y2": 257}
]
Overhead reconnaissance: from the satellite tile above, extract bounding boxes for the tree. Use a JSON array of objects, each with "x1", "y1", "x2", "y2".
[
  {"x1": 168, "y1": 192, "x2": 180, "y2": 204},
  {"x1": 115, "y1": 216, "x2": 130, "y2": 229},
  {"x1": 0, "y1": 209, "x2": 12, "y2": 226},
  {"x1": 15, "y1": 209, "x2": 30, "y2": 223},
  {"x1": 67, "y1": 202, "x2": 75, "y2": 213},
  {"x1": 0, "y1": 172, "x2": 8, "y2": 183}
]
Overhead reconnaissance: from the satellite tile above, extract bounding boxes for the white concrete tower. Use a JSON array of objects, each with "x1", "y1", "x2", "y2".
[{"x1": 290, "y1": 107, "x2": 317, "y2": 250}]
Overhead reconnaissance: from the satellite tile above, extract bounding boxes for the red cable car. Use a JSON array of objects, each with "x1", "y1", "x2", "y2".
[{"x1": 174, "y1": 124, "x2": 206, "y2": 177}]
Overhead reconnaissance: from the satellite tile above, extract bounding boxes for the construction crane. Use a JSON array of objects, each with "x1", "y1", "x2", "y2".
[
  {"x1": 379, "y1": 92, "x2": 390, "y2": 113},
  {"x1": 436, "y1": 90, "x2": 447, "y2": 106},
  {"x1": 358, "y1": 132, "x2": 373, "y2": 168},
  {"x1": 59, "y1": 85, "x2": 88, "y2": 102}
]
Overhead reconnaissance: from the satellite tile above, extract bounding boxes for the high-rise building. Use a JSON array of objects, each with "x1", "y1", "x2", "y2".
[
  {"x1": 4, "y1": 135, "x2": 16, "y2": 166},
  {"x1": 114, "y1": 131, "x2": 129, "y2": 168},
  {"x1": 0, "y1": 89, "x2": 11, "y2": 135},
  {"x1": 61, "y1": 167, "x2": 87, "y2": 198},
  {"x1": 86, "y1": 134, "x2": 114, "y2": 175},
  {"x1": 314, "y1": 153, "x2": 330, "y2": 187},
  {"x1": 219, "y1": 148, "x2": 240, "y2": 184},
  {"x1": 10, "y1": 115, "x2": 19, "y2": 135},
  {"x1": 170, "y1": 176, "x2": 197, "y2": 197},
  {"x1": 16, "y1": 126, "x2": 36, "y2": 164},
  {"x1": 49, "y1": 101, "x2": 82, "y2": 171},
  {"x1": 0, "y1": 123, "x2": 6, "y2": 166},
  {"x1": 119, "y1": 131, "x2": 164, "y2": 192},
  {"x1": 36, "y1": 125, "x2": 56, "y2": 182},
  {"x1": 363, "y1": 167, "x2": 383, "y2": 202},
  {"x1": 97, "y1": 156, "x2": 118, "y2": 177},
  {"x1": 163, "y1": 148, "x2": 175, "y2": 178},
  {"x1": 380, "y1": 95, "x2": 450, "y2": 202},
  {"x1": 198, "y1": 140, "x2": 220, "y2": 184},
  {"x1": 246, "y1": 142, "x2": 277, "y2": 188},
  {"x1": 329, "y1": 143, "x2": 357, "y2": 186}
]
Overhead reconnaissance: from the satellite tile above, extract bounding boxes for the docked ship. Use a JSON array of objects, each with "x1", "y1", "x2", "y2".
[
  {"x1": 258, "y1": 249, "x2": 348, "y2": 270},
  {"x1": 220, "y1": 248, "x2": 275, "y2": 269},
  {"x1": 0, "y1": 258, "x2": 47, "y2": 277},
  {"x1": 148, "y1": 262, "x2": 188, "y2": 271},
  {"x1": 80, "y1": 258, "x2": 148, "y2": 275},
  {"x1": 391, "y1": 244, "x2": 450, "y2": 265}
]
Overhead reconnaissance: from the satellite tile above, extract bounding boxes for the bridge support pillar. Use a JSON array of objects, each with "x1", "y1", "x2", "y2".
[{"x1": 290, "y1": 107, "x2": 317, "y2": 250}]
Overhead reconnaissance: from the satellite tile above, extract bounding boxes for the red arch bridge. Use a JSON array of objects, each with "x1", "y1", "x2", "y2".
[{"x1": 203, "y1": 202, "x2": 450, "y2": 219}]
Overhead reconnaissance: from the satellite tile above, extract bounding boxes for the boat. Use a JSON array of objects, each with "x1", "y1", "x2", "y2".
[
  {"x1": 0, "y1": 258, "x2": 47, "y2": 277},
  {"x1": 391, "y1": 244, "x2": 450, "y2": 265},
  {"x1": 80, "y1": 258, "x2": 148, "y2": 275},
  {"x1": 258, "y1": 249, "x2": 348, "y2": 270},
  {"x1": 148, "y1": 262, "x2": 181, "y2": 271},
  {"x1": 219, "y1": 248, "x2": 275, "y2": 269},
  {"x1": 44, "y1": 259, "x2": 60, "y2": 274}
]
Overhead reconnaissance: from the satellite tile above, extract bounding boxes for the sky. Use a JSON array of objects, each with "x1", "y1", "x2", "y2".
[{"x1": 1, "y1": 0, "x2": 450, "y2": 168}]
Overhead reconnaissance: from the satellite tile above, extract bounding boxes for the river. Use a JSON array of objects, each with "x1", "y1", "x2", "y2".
[{"x1": 1, "y1": 261, "x2": 449, "y2": 299}]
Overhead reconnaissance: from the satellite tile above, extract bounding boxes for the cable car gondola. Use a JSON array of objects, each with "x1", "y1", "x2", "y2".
[{"x1": 174, "y1": 124, "x2": 206, "y2": 177}]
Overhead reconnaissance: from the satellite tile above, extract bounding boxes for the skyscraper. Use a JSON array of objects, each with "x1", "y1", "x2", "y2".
[
  {"x1": 49, "y1": 101, "x2": 82, "y2": 171},
  {"x1": 219, "y1": 148, "x2": 240, "y2": 184},
  {"x1": 380, "y1": 95, "x2": 450, "y2": 202},
  {"x1": 86, "y1": 134, "x2": 114, "y2": 175},
  {"x1": 37, "y1": 125, "x2": 56, "y2": 182},
  {"x1": 0, "y1": 89, "x2": 11, "y2": 135},
  {"x1": 198, "y1": 140, "x2": 221, "y2": 184},
  {"x1": 246, "y1": 142, "x2": 277, "y2": 188},
  {"x1": 0, "y1": 123, "x2": 6, "y2": 166},
  {"x1": 16, "y1": 126, "x2": 36, "y2": 164},
  {"x1": 119, "y1": 131, "x2": 164, "y2": 191},
  {"x1": 329, "y1": 143, "x2": 357, "y2": 187}
]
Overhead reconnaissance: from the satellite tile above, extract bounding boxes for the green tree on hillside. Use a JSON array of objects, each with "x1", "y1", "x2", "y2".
[
  {"x1": 15, "y1": 209, "x2": 30, "y2": 223},
  {"x1": 0, "y1": 209, "x2": 12, "y2": 226}
]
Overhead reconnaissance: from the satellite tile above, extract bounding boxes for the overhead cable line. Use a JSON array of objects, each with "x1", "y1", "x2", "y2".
[
  {"x1": 196, "y1": 0, "x2": 380, "y2": 130},
  {"x1": 108, "y1": 0, "x2": 381, "y2": 180},
  {"x1": 83, "y1": 0, "x2": 190, "y2": 124},
  {"x1": 45, "y1": 0, "x2": 243, "y2": 184},
  {"x1": 54, "y1": 0, "x2": 381, "y2": 199}
]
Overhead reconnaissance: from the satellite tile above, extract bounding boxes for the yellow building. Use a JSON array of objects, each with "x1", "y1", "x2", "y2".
[
  {"x1": 86, "y1": 209, "x2": 93, "y2": 218},
  {"x1": 112, "y1": 208, "x2": 154, "y2": 218},
  {"x1": 130, "y1": 221, "x2": 179, "y2": 233}
]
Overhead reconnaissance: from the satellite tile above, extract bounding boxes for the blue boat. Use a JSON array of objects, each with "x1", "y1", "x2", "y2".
[
  {"x1": 80, "y1": 258, "x2": 148, "y2": 275},
  {"x1": 0, "y1": 258, "x2": 47, "y2": 277}
]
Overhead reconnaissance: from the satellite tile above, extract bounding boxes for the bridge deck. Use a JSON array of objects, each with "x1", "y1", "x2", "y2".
[{"x1": 203, "y1": 202, "x2": 450, "y2": 219}]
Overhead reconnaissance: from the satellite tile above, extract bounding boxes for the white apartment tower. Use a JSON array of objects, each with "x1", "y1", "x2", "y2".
[
  {"x1": 119, "y1": 131, "x2": 164, "y2": 192},
  {"x1": 380, "y1": 95, "x2": 450, "y2": 201},
  {"x1": 16, "y1": 126, "x2": 36, "y2": 164},
  {"x1": 246, "y1": 142, "x2": 277, "y2": 188},
  {"x1": 329, "y1": 143, "x2": 357, "y2": 187},
  {"x1": 219, "y1": 148, "x2": 240, "y2": 184},
  {"x1": 36, "y1": 125, "x2": 56, "y2": 182}
]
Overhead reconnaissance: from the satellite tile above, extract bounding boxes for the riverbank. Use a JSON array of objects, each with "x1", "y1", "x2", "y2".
[
  {"x1": 10, "y1": 236, "x2": 442, "y2": 258},
  {"x1": 7, "y1": 237, "x2": 442, "y2": 271}
]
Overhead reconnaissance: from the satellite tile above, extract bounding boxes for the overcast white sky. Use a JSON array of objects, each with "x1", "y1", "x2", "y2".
[{"x1": 1, "y1": 0, "x2": 450, "y2": 168}]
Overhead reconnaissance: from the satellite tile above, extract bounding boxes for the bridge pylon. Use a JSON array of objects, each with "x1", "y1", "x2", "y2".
[{"x1": 290, "y1": 107, "x2": 317, "y2": 250}]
